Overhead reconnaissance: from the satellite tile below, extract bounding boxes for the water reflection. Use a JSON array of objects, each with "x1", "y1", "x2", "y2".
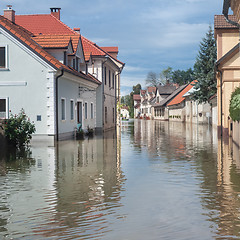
[
  {"x1": 0, "y1": 131, "x2": 125, "y2": 239},
  {"x1": 1, "y1": 121, "x2": 240, "y2": 239}
]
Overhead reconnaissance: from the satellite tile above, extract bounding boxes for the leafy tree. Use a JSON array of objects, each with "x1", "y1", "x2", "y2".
[
  {"x1": 160, "y1": 67, "x2": 173, "y2": 85},
  {"x1": 192, "y1": 25, "x2": 217, "y2": 103},
  {"x1": 229, "y1": 87, "x2": 240, "y2": 121},
  {"x1": 172, "y1": 68, "x2": 194, "y2": 85},
  {"x1": 133, "y1": 84, "x2": 142, "y2": 94}
]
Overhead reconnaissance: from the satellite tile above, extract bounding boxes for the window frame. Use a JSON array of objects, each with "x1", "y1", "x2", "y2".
[
  {"x1": 91, "y1": 102, "x2": 94, "y2": 119},
  {"x1": 61, "y1": 98, "x2": 66, "y2": 121},
  {"x1": 0, "y1": 45, "x2": 8, "y2": 70},
  {"x1": 0, "y1": 97, "x2": 9, "y2": 119},
  {"x1": 70, "y1": 99, "x2": 74, "y2": 121},
  {"x1": 85, "y1": 102, "x2": 88, "y2": 119}
]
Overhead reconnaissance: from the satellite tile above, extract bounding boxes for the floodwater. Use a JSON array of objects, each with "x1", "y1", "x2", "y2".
[{"x1": 0, "y1": 120, "x2": 240, "y2": 239}]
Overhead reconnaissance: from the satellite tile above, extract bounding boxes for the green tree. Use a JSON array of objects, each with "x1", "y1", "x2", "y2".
[
  {"x1": 192, "y1": 25, "x2": 217, "y2": 103},
  {"x1": 160, "y1": 67, "x2": 173, "y2": 85},
  {"x1": 172, "y1": 68, "x2": 194, "y2": 85}
]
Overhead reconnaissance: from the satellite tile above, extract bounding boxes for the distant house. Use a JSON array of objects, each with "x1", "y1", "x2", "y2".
[
  {"x1": 153, "y1": 85, "x2": 187, "y2": 121},
  {"x1": 133, "y1": 94, "x2": 141, "y2": 118},
  {"x1": 167, "y1": 82, "x2": 196, "y2": 122},
  {"x1": 140, "y1": 87, "x2": 156, "y2": 119},
  {"x1": 183, "y1": 87, "x2": 212, "y2": 125},
  {"x1": 120, "y1": 106, "x2": 129, "y2": 120}
]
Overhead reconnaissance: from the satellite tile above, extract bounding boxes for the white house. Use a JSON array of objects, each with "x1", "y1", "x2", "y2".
[
  {"x1": 15, "y1": 8, "x2": 125, "y2": 132},
  {"x1": 0, "y1": 7, "x2": 101, "y2": 142}
]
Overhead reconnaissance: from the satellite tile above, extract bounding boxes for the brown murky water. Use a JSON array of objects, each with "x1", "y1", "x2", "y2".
[{"x1": 0, "y1": 120, "x2": 240, "y2": 239}]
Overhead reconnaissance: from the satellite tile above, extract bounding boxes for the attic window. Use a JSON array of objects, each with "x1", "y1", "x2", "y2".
[{"x1": 0, "y1": 47, "x2": 6, "y2": 68}]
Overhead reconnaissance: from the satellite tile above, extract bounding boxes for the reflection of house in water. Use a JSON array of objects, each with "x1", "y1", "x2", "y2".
[{"x1": 45, "y1": 131, "x2": 125, "y2": 238}]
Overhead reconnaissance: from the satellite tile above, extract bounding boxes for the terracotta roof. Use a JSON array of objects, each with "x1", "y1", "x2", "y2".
[
  {"x1": 33, "y1": 35, "x2": 71, "y2": 48},
  {"x1": 214, "y1": 15, "x2": 238, "y2": 29},
  {"x1": 0, "y1": 15, "x2": 100, "y2": 85},
  {"x1": 101, "y1": 47, "x2": 118, "y2": 53},
  {"x1": 158, "y1": 85, "x2": 176, "y2": 95},
  {"x1": 141, "y1": 90, "x2": 146, "y2": 96},
  {"x1": 167, "y1": 81, "x2": 196, "y2": 106},
  {"x1": 15, "y1": 14, "x2": 77, "y2": 35},
  {"x1": 81, "y1": 36, "x2": 106, "y2": 61},
  {"x1": 0, "y1": 15, "x2": 64, "y2": 70},
  {"x1": 133, "y1": 94, "x2": 141, "y2": 101}
]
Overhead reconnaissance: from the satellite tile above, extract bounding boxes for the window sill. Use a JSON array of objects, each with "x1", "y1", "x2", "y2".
[{"x1": 0, "y1": 68, "x2": 9, "y2": 71}]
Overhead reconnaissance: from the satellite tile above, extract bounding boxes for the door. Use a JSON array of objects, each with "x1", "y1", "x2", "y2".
[{"x1": 77, "y1": 102, "x2": 82, "y2": 125}]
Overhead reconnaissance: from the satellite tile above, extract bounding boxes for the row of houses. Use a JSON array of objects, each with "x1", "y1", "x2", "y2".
[
  {"x1": 0, "y1": 6, "x2": 124, "y2": 142},
  {"x1": 133, "y1": 82, "x2": 217, "y2": 126}
]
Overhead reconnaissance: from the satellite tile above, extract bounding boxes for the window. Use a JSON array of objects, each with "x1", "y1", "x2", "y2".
[
  {"x1": 63, "y1": 51, "x2": 67, "y2": 65},
  {"x1": 73, "y1": 59, "x2": 76, "y2": 70},
  {"x1": 104, "y1": 67, "x2": 107, "y2": 85},
  {"x1": 76, "y1": 58, "x2": 79, "y2": 71},
  {"x1": 0, "y1": 99, "x2": 7, "y2": 119},
  {"x1": 85, "y1": 102, "x2": 88, "y2": 119},
  {"x1": 70, "y1": 100, "x2": 74, "y2": 120},
  {"x1": 0, "y1": 47, "x2": 6, "y2": 68},
  {"x1": 105, "y1": 107, "x2": 107, "y2": 123},
  {"x1": 91, "y1": 103, "x2": 94, "y2": 119},
  {"x1": 112, "y1": 73, "x2": 115, "y2": 89},
  {"x1": 113, "y1": 108, "x2": 115, "y2": 123},
  {"x1": 109, "y1": 70, "x2": 111, "y2": 87},
  {"x1": 61, "y1": 98, "x2": 66, "y2": 120}
]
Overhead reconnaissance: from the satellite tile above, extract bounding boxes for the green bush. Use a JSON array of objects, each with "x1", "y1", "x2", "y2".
[
  {"x1": 229, "y1": 87, "x2": 240, "y2": 121},
  {"x1": 4, "y1": 109, "x2": 36, "y2": 148}
]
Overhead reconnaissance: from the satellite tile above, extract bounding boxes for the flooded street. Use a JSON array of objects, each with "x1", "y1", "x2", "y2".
[{"x1": 1, "y1": 120, "x2": 240, "y2": 239}]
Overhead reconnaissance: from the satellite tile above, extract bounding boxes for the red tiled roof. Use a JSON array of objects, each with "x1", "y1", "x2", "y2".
[
  {"x1": 81, "y1": 36, "x2": 106, "y2": 61},
  {"x1": 147, "y1": 86, "x2": 156, "y2": 93},
  {"x1": 0, "y1": 15, "x2": 64, "y2": 70},
  {"x1": 133, "y1": 94, "x2": 141, "y2": 101},
  {"x1": 214, "y1": 15, "x2": 238, "y2": 29},
  {"x1": 141, "y1": 90, "x2": 146, "y2": 95},
  {"x1": 15, "y1": 14, "x2": 77, "y2": 35},
  {"x1": 87, "y1": 73, "x2": 102, "y2": 85},
  {"x1": 167, "y1": 81, "x2": 196, "y2": 106},
  {"x1": 101, "y1": 47, "x2": 118, "y2": 53},
  {"x1": 15, "y1": 14, "x2": 124, "y2": 65},
  {"x1": 0, "y1": 15, "x2": 100, "y2": 85}
]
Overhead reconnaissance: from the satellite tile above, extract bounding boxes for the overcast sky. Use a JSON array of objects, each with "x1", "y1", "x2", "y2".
[{"x1": 0, "y1": 0, "x2": 224, "y2": 95}]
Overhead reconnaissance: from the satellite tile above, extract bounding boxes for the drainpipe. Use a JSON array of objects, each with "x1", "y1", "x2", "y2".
[
  {"x1": 102, "y1": 59, "x2": 108, "y2": 132},
  {"x1": 216, "y1": 65, "x2": 223, "y2": 137},
  {"x1": 55, "y1": 69, "x2": 64, "y2": 142}
]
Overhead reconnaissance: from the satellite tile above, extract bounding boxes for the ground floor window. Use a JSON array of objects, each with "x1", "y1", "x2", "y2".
[
  {"x1": 85, "y1": 102, "x2": 88, "y2": 119},
  {"x1": 113, "y1": 108, "x2": 115, "y2": 123},
  {"x1": 61, "y1": 98, "x2": 66, "y2": 120},
  {"x1": 70, "y1": 100, "x2": 74, "y2": 120},
  {"x1": 0, "y1": 99, "x2": 6, "y2": 118},
  {"x1": 105, "y1": 107, "x2": 107, "y2": 123},
  {"x1": 91, "y1": 103, "x2": 94, "y2": 119}
]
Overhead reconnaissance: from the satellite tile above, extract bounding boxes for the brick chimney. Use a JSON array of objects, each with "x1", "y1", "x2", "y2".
[
  {"x1": 4, "y1": 5, "x2": 15, "y2": 23},
  {"x1": 50, "y1": 8, "x2": 61, "y2": 20}
]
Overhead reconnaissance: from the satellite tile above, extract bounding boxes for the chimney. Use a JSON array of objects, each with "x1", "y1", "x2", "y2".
[
  {"x1": 73, "y1": 28, "x2": 80, "y2": 34},
  {"x1": 4, "y1": 5, "x2": 15, "y2": 23},
  {"x1": 50, "y1": 7, "x2": 61, "y2": 20}
]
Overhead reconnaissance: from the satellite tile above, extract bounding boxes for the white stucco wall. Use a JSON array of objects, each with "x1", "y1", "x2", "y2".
[{"x1": 0, "y1": 29, "x2": 55, "y2": 137}]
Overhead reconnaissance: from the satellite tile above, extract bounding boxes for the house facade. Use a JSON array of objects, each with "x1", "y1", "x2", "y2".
[
  {"x1": 0, "y1": 6, "x2": 124, "y2": 141},
  {"x1": 214, "y1": 14, "x2": 240, "y2": 141},
  {"x1": 140, "y1": 87, "x2": 156, "y2": 119},
  {"x1": 133, "y1": 94, "x2": 141, "y2": 118}
]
